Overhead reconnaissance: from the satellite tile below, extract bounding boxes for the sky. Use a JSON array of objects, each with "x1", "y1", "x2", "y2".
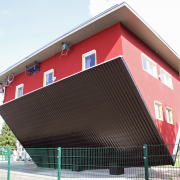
[{"x1": 0, "y1": 0, "x2": 180, "y2": 131}]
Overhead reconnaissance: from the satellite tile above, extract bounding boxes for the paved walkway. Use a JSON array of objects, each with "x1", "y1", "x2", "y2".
[
  {"x1": 0, "y1": 161, "x2": 179, "y2": 180},
  {"x1": 0, "y1": 161, "x2": 145, "y2": 180}
]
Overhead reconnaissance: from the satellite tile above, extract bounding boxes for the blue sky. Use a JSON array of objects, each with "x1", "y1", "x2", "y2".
[
  {"x1": 0, "y1": 0, "x2": 91, "y2": 73},
  {"x1": 0, "y1": 0, "x2": 180, "y2": 131}
]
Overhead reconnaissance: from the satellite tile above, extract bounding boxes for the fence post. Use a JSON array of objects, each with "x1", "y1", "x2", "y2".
[
  {"x1": 1, "y1": 146, "x2": 4, "y2": 161},
  {"x1": 58, "y1": 147, "x2": 61, "y2": 180},
  {"x1": 5, "y1": 147, "x2": 7, "y2": 161},
  {"x1": 5, "y1": 147, "x2": 8, "y2": 161},
  {"x1": 143, "y1": 144, "x2": 149, "y2": 180},
  {"x1": 7, "y1": 147, "x2": 11, "y2": 180}
]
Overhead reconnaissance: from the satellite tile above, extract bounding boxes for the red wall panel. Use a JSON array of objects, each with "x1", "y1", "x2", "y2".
[
  {"x1": 4, "y1": 23, "x2": 123, "y2": 103},
  {"x1": 3, "y1": 21, "x2": 180, "y2": 155},
  {"x1": 120, "y1": 23, "x2": 180, "y2": 153}
]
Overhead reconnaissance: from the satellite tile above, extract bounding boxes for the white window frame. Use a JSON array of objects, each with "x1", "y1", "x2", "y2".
[
  {"x1": 165, "y1": 106, "x2": 173, "y2": 124},
  {"x1": 141, "y1": 53, "x2": 158, "y2": 79},
  {"x1": 160, "y1": 68, "x2": 173, "y2": 89},
  {"x1": 43, "y1": 69, "x2": 55, "y2": 87},
  {"x1": 154, "y1": 101, "x2": 163, "y2": 121},
  {"x1": 82, "y1": 49, "x2": 97, "y2": 70},
  {"x1": 15, "y1": 83, "x2": 24, "y2": 98}
]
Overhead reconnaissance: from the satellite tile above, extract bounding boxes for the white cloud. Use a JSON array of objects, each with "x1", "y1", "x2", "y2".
[
  {"x1": 0, "y1": 28, "x2": 4, "y2": 36},
  {"x1": 89, "y1": 0, "x2": 122, "y2": 17},
  {"x1": 0, "y1": 31, "x2": 4, "y2": 36},
  {"x1": 1, "y1": 10, "x2": 10, "y2": 15},
  {"x1": 89, "y1": 0, "x2": 180, "y2": 56}
]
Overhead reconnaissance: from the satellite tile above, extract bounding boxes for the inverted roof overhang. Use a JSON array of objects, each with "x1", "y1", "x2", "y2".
[
  {"x1": 0, "y1": 57, "x2": 165, "y2": 148},
  {"x1": 0, "y1": 2, "x2": 180, "y2": 83}
]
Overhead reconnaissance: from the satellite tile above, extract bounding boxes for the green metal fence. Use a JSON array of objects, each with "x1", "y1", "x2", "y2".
[
  {"x1": 0, "y1": 146, "x2": 10, "y2": 180},
  {"x1": 0, "y1": 146, "x2": 9, "y2": 161},
  {"x1": 0, "y1": 147, "x2": 58, "y2": 180},
  {"x1": 147, "y1": 144, "x2": 180, "y2": 179},
  {"x1": 0, "y1": 144, "x2": 179, "y2": 180}
]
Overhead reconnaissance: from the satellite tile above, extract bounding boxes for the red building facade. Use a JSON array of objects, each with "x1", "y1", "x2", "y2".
[
  {"x1": 4, "y1": 23, "x2": 123, "y2": 103},
  {"x1": 121, "y1": 24, "x2": 180, "y2": 155}
]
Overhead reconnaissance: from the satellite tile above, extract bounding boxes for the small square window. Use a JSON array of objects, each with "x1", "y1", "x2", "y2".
[
  {"x1": 166, "y1": 107, "x2": 173, "y2": 124},
  {"x1": 149, "y1": 63, "x2": 154, "y2": 75},
  {"x1": 43, "y1": 69, "x2": 54, "y2": 86},
  {"x1": 46, "y1": 72, "x2": 53, "y2": 85},
  {"x1": 85, "y1": 54, "x2": 96, "y2": 69},
  {"x1": 160, "y1": 68, "x2": 173, "y2": 89},
  {"x1": 82, "y1": 50, "x2": 97, "y2": 70},
  {"x1": 18, "y1": 87, "x2": 23, "y2": 97},
  {"x1": 15, "y1": 84, "x2": 24, "y2": 98},
  {"x1": 142, "y1": 54, "x2": 157, "y2": 78},
  {"x1": 142, "y1": 59, "x2": 147, "y2": 71},
  {"x1": 154, "y1": 101, "x2": 163, "y2": 120}
]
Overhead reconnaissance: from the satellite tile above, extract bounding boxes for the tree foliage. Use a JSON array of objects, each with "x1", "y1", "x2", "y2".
[{"x1": 0, "y1": 122, "x2": 17, "y2": 149}]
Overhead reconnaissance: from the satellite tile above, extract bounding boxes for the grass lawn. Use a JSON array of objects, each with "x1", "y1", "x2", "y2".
[
  {"x1": 174, "y1": 160, "x2": 180, "y2": 167},
  {"x1": 156, "y1": 160, "x2": 180, "y2": 167}
]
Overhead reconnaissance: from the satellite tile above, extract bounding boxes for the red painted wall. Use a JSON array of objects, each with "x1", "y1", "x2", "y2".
[
  {"x1": 4, "y1": 21, "x2": 180, "y2": 155},
  {"x1": 4, "y1": 23, "x2": 123, "y2": 103},
  {"x1": 120, "y1": 23, "x2": 180, "y2": 154}
]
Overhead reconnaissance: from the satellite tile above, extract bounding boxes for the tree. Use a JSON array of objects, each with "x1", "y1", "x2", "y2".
[{"x1": 0, "y1": 122, "x2": 17, "y2": 150}]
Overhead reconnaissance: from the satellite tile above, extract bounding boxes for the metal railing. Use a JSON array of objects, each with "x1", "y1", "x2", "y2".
[
  {"x1": 0, "y1": 144, "x2": 179, "y2": 180},
  {"x1": 0, "y1": 146, "x2": 9, "y2": 161}
]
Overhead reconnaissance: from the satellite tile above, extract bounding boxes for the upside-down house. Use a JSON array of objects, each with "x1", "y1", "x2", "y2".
[{"x1": 0, "y1": 2, "x2": 179, "y2": 173}]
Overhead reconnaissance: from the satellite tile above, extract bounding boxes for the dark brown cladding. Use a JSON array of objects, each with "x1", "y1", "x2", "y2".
[{"x1": 0, "y1": 57, "x2": 168, "y2": 151}]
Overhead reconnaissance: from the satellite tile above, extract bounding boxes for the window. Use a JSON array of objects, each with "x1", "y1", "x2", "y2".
[
  {"x1": 15, "y1": 84, "x2": 24, "y2": 98},
  {"x1": 154, "y1": 101, "x2": 163, "y2": 120},
  {"x1": 43, "y1": 69, "x2": 55, "y2": 86},
  {"x1": 142, "y1": 54, "x2": 157, "y2": 78},
  {"x1": 166, "y1": 107, "x2": 173, "y2": 124},
  {"x1": 82, "y1": 50, "x2": 97, "y2": 70},
  {"x1": 160, "y1": 68, "x2": 173, "y2": 89}
]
